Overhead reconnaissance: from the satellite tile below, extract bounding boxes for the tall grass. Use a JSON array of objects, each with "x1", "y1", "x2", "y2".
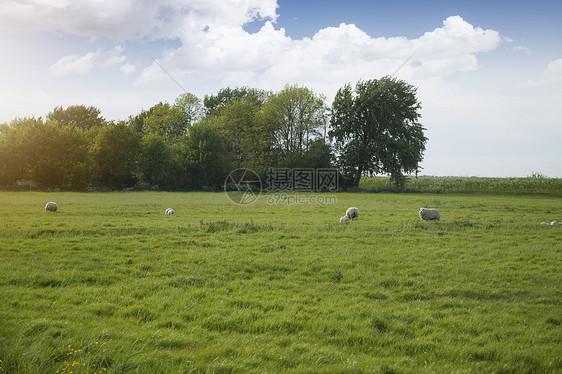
[{"x1": 360, "y1": 175, "x2": 562, "y2": 195}]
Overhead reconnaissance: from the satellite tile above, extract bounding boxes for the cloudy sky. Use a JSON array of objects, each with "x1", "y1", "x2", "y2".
[{"x1": 1, "y1": 0, "x2": 561, "y2": 177}]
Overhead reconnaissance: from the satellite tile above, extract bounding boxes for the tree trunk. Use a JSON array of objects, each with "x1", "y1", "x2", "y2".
[{"x1": 354, "y1": 165, "x2": 363, "y2": 187}]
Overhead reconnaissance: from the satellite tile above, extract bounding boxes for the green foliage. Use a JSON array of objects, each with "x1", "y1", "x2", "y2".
[
  {"x1": 0, "y1": 191, "x2": 560, "y2": 373},
  {"x1": 138, "y1": 133, "x2": 182, "y2": 190},
  {"x1": 139, "y1": 95, "x2": 201, "y2": 145},
  {"x1": 174, "y1": 92, "x2": 203, "y2": 125},
  {"x1": 330, "y1": 76, "x2": 427, "y2": 188},
  {"x1": 4, "y1": 88, "x2": 562, "y2": 195},
  {"x1": 214, "y1": 90, "x2": 275, "y2": 176},
  {"x1": 204, "y1": 86, "x2": 250, "y2": 115},
  {"x1": 277, "y1": 138, "x2": 334, "y2": 169},
  {"x1": 0, "y1": 117, "x2": 44, "y2": 187},
  {"x1": 141, "y1": 102, "x2": 184, "y2": 144},
  {"x1": 262, "y1": 83, "x2": 327, "y2": 159},
  {"x1": 0, "y1": 84, "x2": 429, "y2": 192},
  {"x1": 0, "y1": 117, "x2": 90, "y2": 189},
  {"x1": 126, "y1": 108, "x2": 152, "y2": 135},
  {"x1": 182, "y1": 121, "x2": 229, "y2": 189},
  {"x1": 47, "y1": 105, "x2": 106, "y2": 131},
  {"x1": 90, "y1": 122, "x2": 140, "y2": 188}
]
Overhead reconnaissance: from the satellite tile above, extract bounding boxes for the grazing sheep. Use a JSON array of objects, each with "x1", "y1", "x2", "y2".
[
  {"x1": 540, "y1": 220, "x2": 560, "y2": 226},
  {"x1": 419, "y1": 208, "x2": 440, "y2": 222},
  {"x1": 45, "y1": 202, "x2": 58, "y2": 212},
  {"x1": 165, "y1": 208, "x2": 175, "y2": 216},
  {"x1": 340, "y1": 207, "x2": 359, "y2": 223}
]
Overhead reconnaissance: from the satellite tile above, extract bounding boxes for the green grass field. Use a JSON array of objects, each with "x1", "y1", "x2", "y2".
[
  {"x1": 360, "y1": 176, "x2": 562, "y2": 195},
  {"x1": 0, "y1": 191, "x2": 560, "y2": 373}
]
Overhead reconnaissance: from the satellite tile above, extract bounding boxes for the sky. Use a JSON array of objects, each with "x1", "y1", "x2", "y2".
[{"x1": 0, "y1": 0, "x2": 561, "y2": 178}]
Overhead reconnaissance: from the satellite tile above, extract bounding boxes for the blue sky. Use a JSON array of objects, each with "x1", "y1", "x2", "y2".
[{"x1": 1, "y1": 0, "x2": 561, "y2": 177}]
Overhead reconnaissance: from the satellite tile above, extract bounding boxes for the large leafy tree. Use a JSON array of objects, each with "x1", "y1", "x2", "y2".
[
  {"x1": 330, "y1": 76, "x2": 427, "y2": 187},
  {"x1": 262, "y1": 84, "x2": 327, "y2": 161},
  {"x1": 203, "y1": 86, "x2": 250, "y2": 115},
  {"x1": 0, "y1": 117, "x2": 42, "y2": 187},
  {"x1": 174, "y1": 92, "x2": 203, "y2": 130},
  {"x1": 182, "y1": 121, "x2": 228, "y2": 189},
  {"x1": 214, "y1": 89, "x2": 274, "y2": 178},
  {"x1": 141, "y1": 102, "x2": 181, "y2": 143},
  {"x1": 138, "y1": 133, "x2": 182, "y2": 190},
  {"x1": 0, "y1": 117, "x2": 89, "y2": 189},
  {"x1": 47, "y1": 105, "x2": 106, "y2": 131},
  {"x1": 90, "y1": 122, "x2": 140, "y2": 188},
  {"x1": 140, "y1": 93, "x2": 202, "y2": 145}
]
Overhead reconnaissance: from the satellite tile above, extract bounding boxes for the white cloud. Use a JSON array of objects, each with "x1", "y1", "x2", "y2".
[
  {"x1": 133, "y1": 14, "x2": 501, "y2": 102},
  {"x1": 0, "y1": 0, "x2": 278, "y2": 41},
  {"x1": 120, "y1": 63, "x2": 136, "y2": 76},
  {"x1": 2, "y1": 1, "x2": 501, "y2": 93},
  {"x1": 523, "y1": 58, "x2": 562, "y2": 86},
  {"x1": 49, "y1": 51, "x2": 99, "y2": 76},
  {"x1": 410, "y1": 16, "x2": 500, "y2": 78},
  {"x1": 511, "y1": 45, "x2": 533, "y2": 54},
  {"x1": 49, "y1": 46, "x2": 133, "y2": 76},
  {"x1": 543, "y1": 59, "x2": 562, "y2": 79}
]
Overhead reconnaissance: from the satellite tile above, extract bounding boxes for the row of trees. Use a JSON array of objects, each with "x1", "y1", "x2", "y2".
[{"x1": 0, "y1": 77, "x2": 427, "y2": 191}]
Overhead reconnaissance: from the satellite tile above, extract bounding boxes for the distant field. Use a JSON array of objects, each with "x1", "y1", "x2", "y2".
[
  {"x1": 360, "y1": 175, "x2": 562, "y2": 195},
  {"x1": 0, "y1": 191, "x2": 561, "y2": 373}
]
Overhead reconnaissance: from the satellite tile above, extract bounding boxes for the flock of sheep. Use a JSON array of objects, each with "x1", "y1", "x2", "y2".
[
  {"x1": 45, "y1": 201, "x2": 438, "y2": 223},
  {"x1": 45, "y1": 201, "x2": 559, "y2": 226},
  {"x1": 339, "y1": 206, "x2": 440, "y2": 224}
]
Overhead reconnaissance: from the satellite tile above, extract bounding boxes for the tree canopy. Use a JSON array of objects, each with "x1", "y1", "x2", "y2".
[
  {"x1": 262, "y1": 84, "x2": 327, "y2": 160},
  {"x1": 0, "y1": 79, "x2": 428, "y2": 191},
  {"x1": 330, "y1": 76, "x2": 427, "y2": 187},
  {"x1": 203, "y1": 87, "x2": 250, "y2": 115},
  {"x1": 47, "y1": 105, "x2": 106, "y2": 130}
]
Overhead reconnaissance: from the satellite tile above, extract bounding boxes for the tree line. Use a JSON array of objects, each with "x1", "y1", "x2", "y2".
[{"x1": 0, "y1": 77, "x2": 427, "y2": 191}]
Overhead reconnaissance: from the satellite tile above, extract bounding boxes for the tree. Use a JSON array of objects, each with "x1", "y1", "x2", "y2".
[
  {"x1": 174, "y1": 92, "x2": 203, "y2": 126},
  {"x1": 182, "y1": 121, "x2": 228, "y2": 189},
  {"x1": 138, "y1": 133, "x2": 182, "y2": 190},
  {"x1": 27, "y1": 121, "x2": 90, "y2": 188},
  {"x1": 330, "y1": 76, "x2": 427, "y2": 187},
  {"x1": 142, "y1": 102, "x2": 181, "y2": 143},
  {"x1": 262, "y1": 84, "x2": 327, "y2": 161},
  {"x1": 0, "y1": 117, "x2": 90, "y2": 189},
  {"x1": 140, "y1": 93, "x2": 202, "y2": 145},
  {"x1": 204, "y1": 87, "x2": 250, "y2": 115},
  {"x1": 127, "y1": 108, "x2": 152, "y2": 135},
  {"x1": 90, "y1": 122, "x2": 140, "y2": 188},
  {"x1": 303, "y1": 138, "x2": 334, "y2": 169},
  {"x1": 0, "y1": 117, "x2": 42, "y2": 187},
  {"x1": 214, "y1": 89, "x2": 275, "y2": 178},
  {"x1": 277, "y1": 138, "x2": 334, "y2": 169},
  {"x1": 47, "y1": 105, "x2": 106, "y2": 130}
]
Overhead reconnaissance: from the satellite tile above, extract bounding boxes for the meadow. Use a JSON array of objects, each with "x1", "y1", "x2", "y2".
[
  {"x1": 360, "y1": 175, "x2": 562, "y2": 195},
  {"x1": 0, "y1": 190, "x2": 560, "y2": 373}
]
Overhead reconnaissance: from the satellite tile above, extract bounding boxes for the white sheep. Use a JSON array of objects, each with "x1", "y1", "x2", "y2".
[
  {"x1": 340, "y1": 207, "x2": 359, "y2": 223},
  {"x1": 419, "y1": 208, "x2": 440, "y2": 222},
  {"x1": 165, "y1": 208, "x2": 175, "y2": 216},
  {"x1": 45, "y1": 202, "x2": 58, "y2": 212},
  {"x1": 540, "y1": 220, "x2": 560, "y2": 226}
]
